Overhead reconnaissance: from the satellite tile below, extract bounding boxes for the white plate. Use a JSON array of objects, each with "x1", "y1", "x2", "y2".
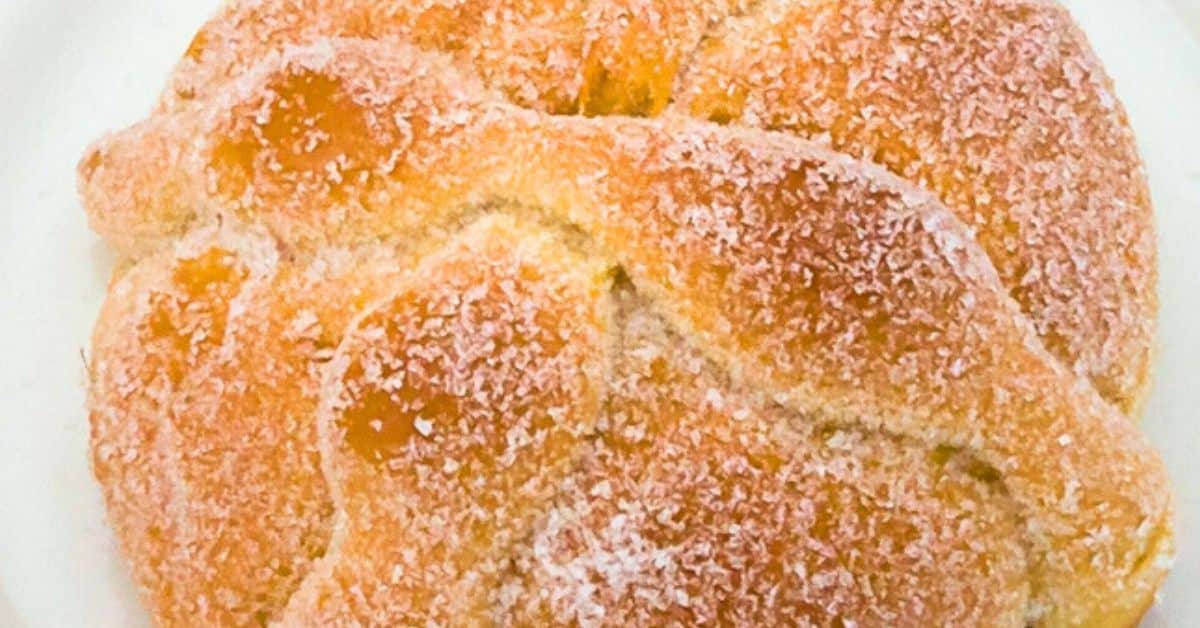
[{"x1": 0, "y1": 1, "x2": 1196, "y2": 626}]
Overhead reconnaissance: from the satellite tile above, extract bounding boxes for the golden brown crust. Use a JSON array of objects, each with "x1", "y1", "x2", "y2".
[
  {"x1": 161, "y1": 0, "x2": 749, "y2": 116},
  {"x1": 675, "y1": 0, "x2": 1157, "y2": 416},
  {"x1": 82, "y1": 19, "x2": 1170, "y2": 628},
  {"x1": 502, "y1": 284, "x2": 1031, "y2": 626},
  {"x1": 278, "y1": 215, "x2": 613, "y2": 624},
  {"x1": 138, "y1": 0, "x2": 1156, "y2": 415},
  {"x1": 89, "y1": 226, "x2": 407, "y2": 625}
]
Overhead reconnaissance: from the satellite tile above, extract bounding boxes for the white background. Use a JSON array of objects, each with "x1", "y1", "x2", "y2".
[{"x1": 0, "y1": 1, "x2": 1196, "y2": 625}]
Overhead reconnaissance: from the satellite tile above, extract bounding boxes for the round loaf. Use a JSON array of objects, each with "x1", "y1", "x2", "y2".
[{"x1": 81, "y1": 3, "x2": 1171, "y2": 626}]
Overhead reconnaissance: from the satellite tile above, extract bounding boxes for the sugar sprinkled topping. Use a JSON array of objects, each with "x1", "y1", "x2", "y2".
[{"x1": 81, "y1": 4, "x2": 1171, "y2": 627}]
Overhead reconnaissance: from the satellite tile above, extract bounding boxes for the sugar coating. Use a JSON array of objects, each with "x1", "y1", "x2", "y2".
[
  {"x1": 144, "y1": 0, "x2": 1158, "y2": 414},
  {"x1": 161, "y1": 0, "x2": 751, "y2": 115},
  {"x1": 675, "y1": 0, "x2": 1156, "y2": 417},
  {"x1": 80, "y1": 14, "x2": 1170, "y2": 628},
  {"x1": 273, "y1": 216, "x2": 612, "y2": 625},
  {"x1": 501, "y1": 284, "x2": 1029, "y2": 626},
  {"x1": 89, "y1": 226, "x2": 406, "y2": 625}
]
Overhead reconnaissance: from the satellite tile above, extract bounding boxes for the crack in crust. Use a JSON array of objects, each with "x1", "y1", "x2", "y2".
[{"x1": 81, "y1": 19, "x2": 1170, "y2": 628}]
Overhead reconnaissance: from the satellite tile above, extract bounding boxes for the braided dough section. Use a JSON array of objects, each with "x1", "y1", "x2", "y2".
[
  {"x1": 676, "y1": 0, "x2": 1157, "y2": 415},
  {"x1": 278, "y1": 216, "x2": 614, "y2": 625},
  {"x1": 88, "y1": 212, "x2": 1030, "y2": 627},
  {"x1": 137, "y1": 0, "x2": 1156, "y2": 416},
  {"x1": 163, "y1": 0, "x2": 746, "y2": 115},
  {"x1": 89, "y1": 227, "x2": 406, "y2": 625},
  {"x1": 502, "y1": 283, "x2": 1029, "y2": 626},
  {"x1": 82, "y1": 40, "x2": 1171, "y2": 626}
]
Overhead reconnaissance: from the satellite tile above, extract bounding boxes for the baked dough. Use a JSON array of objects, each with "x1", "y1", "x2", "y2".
[{"x1": 80, "y1": 5, "x2": 1171, "y2": 626}]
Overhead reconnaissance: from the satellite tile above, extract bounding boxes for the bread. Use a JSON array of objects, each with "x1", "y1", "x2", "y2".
[
  {"x1": 80, "y1": 4, "x2": 1171, "y2": 627},
  {"x1": 154, "y1": 0, "x2": 1158, "y2": 417}
]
